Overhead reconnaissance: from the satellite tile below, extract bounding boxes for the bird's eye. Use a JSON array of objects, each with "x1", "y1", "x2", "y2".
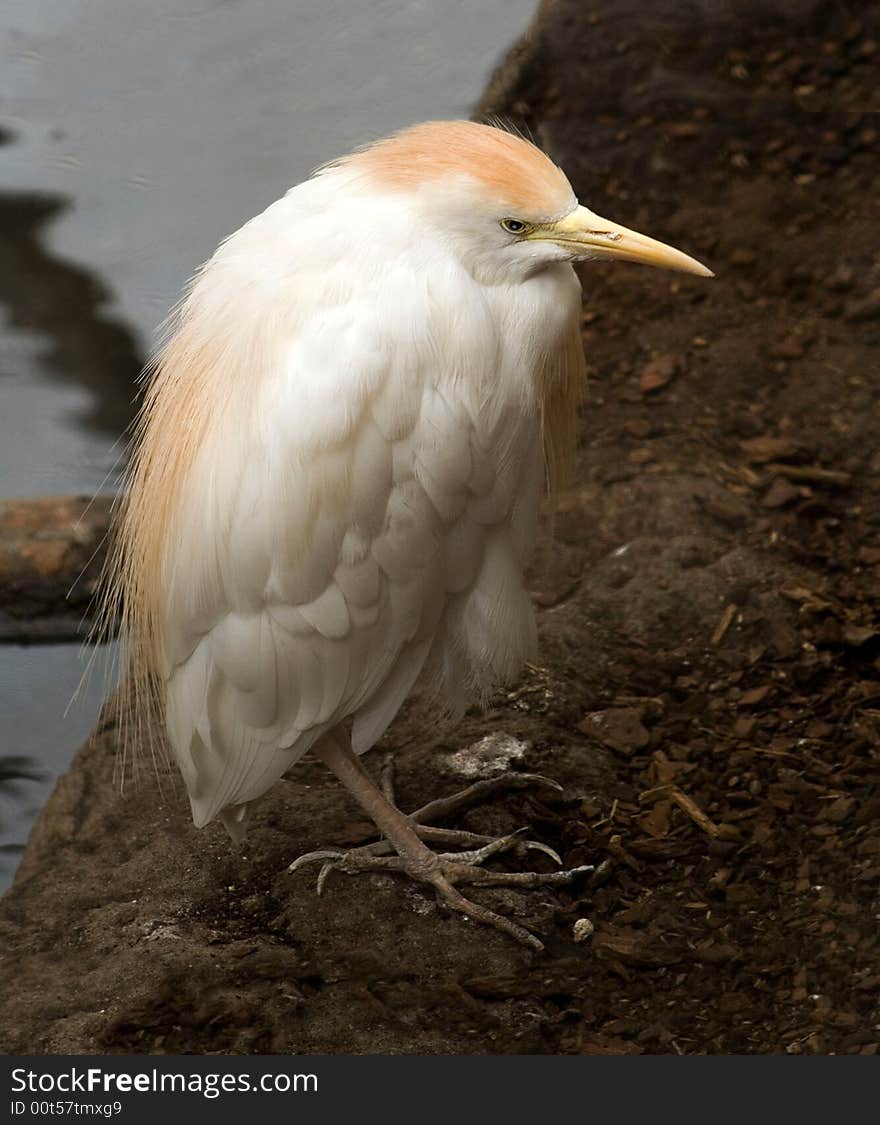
[{"x1": 501, "y1": 218, "x2": 529, "y2": 235}]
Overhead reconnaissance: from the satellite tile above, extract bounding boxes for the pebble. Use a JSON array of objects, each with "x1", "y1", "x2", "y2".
[{"x1": 446, "y1": 733, "x2": 529, "y2": 778}]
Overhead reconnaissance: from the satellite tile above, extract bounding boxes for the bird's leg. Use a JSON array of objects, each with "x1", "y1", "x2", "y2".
[
  {"x1": 289, "y1": 732, "x2": 591, "y2": 951},
  {"x1": 378, "y1": 752, "x2": 397, "y2": 804}
]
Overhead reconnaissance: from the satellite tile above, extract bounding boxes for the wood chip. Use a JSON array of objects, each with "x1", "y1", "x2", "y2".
[
  {"x1": 764, "y1": 462, "x2": 851, "y2": 487},
  {"x1": 640, "y1": 783, "x2": 721, "y2": 837},
  {"x1": 740, "y1": 684, "x2": 772, "y2": 706},
  {"x1": 740, "y1": 435, "x2": 804, "y2": 463},
  {"x1": 711, "y1": 603, "x2": 737, "y2": 646}
]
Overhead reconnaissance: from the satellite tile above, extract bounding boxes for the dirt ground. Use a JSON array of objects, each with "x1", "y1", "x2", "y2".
[{"x1": 2, "y1": 0, "x2": 878, "y2": 1054}]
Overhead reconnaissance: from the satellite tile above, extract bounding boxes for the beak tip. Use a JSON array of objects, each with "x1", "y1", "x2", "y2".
[
  {"x1": 681, "y1": 257, "x2": 714, "y2": 278},
  {"x1": 679, "y1": 254, "x2": 713, "y2": 278}
]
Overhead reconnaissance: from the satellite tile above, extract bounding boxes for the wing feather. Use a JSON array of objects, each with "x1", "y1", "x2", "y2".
[{"x1": 159, "y1": 254, "x2": 563, "y2": 827}]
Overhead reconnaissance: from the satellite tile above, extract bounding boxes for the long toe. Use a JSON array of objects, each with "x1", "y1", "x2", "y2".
[
  {"x1": 433, "y1": 828, "x2": 562, "y2": 868},
  {"x1": 287, "y1": 839, "x2": 592, "y2": 949},
  {"x1": 438, "y1": 860, "x2": 594, "y2": 889},
  {"x1": 408, "y1": 772, "x2": 563, "y2": 825},
  {"x1": 427, "y1": 872, "x2": 547, "y2": 952}
]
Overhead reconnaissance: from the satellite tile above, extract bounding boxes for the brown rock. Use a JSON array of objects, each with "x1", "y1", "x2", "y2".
[
  {"x1": 762, "y1": 477, "x2": 802, "y2": 508},
  {"x1": 739, "y1": 685, "x2": 772, "y2": 706},
  {"x1": 0, "y1": 495, "x2": 114, "y2": 639},
  {"x1": 639, "y1": 353, "x2": 678, "y2": 394},
  {"x1": 592, "y1": 925, "x2": 683, "y2": 966},
  {"x1": 842, "y1": 623, "x2": 878, "y2": 647},
  {"x1": 578, "y1": 708, "x2": 651, "y2": 755},
  {"x1": 844, "y1": 289, "x2": 880, "y2": 322}
]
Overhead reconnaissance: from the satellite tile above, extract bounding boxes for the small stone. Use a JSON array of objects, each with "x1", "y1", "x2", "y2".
[
  {"x1": 622, "y1": 418, "x2": 653, "y2": 438},
  {"x1": 842, "y1": 623, "x2": 878, "y2": 647},
  {"x1": 772, "y1": 334, "x2": 806, "y2": 359},
  {"x1": 639, "y1": 353, "x2": 678, "y2": 393},
  {"x1": 573, "y1": 917, "x2": 595, "y2": 943},
  {"x1": 700, "y1": 491, "x2": 749, "y2": 528},
  {"x1": 740, "y1": 435, "x2": 804, "y2": 463},
  {"x1": 762, "y1": 477, "x2": 802, "y2": 509},
  {"x1": 445, "y1": 733, "x2": 529, "y2": 778},
  {"x1": 844, "y1": 289, "x2": 880, "y2": 322},
  {"x1": 824, "y1": 265, "x2": 855, "y2": 291},
  {"x1": 730, "y1": 247, "x2": 757, "y2": 266},
  {"x1": 822, "y1": 796, "x2": 855, "y2": 824},
  {"x1": 739, "y1": 684, "x2": 772, "y2": 707},
  {"x1": 663, "y1": 121, "x2": 700, "y2": 138},
  {"x1": 578, "y1": 708, "x2": 650, "y2": 755}
]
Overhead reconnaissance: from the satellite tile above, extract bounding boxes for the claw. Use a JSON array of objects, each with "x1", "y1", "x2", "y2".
[
  {"x1": 316, "y1": 861, "x2": 338, "y2": 895},
  {"x1": 287, "y1": 848, "x2": 345, "y2": 874},
  {"x1": 516, "y1": 773, "x2": 565, "y2": 792},
  {"x1": 521, "y1": 840, "x2": 562, "y2": 865}
]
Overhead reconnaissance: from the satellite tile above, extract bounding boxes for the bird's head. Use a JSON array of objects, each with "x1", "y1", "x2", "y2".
[{"x1": 340, "y1": 120, "x2": 713, "y2": 285}]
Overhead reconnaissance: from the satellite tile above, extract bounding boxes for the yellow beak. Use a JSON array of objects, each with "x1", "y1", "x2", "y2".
[{"x1": 536, "y1": 204, "x2": 713, "y2": 277}]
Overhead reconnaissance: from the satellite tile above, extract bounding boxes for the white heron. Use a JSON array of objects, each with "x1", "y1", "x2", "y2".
[{"x1": 105, "y1": 121, "x2": 711, "y2": 949}]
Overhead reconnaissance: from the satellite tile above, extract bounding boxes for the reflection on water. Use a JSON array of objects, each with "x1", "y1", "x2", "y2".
[
  {"x1": 0, "y1": 644, "x2": 117, "y2": 889},
  {"x1": 0, "y1": 0, "x2": 538, "y2": 890},
  {"x1": 0, "y1": 192, "x2": 142, "y2": 497},
  {"x1": 0, "y1": 194, "x2": 141, "y2": 438}
]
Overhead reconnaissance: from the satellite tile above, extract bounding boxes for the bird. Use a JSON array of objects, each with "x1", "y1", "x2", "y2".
[{"x1": 104, "y1": 120, "x2": 711, "y2": 950}]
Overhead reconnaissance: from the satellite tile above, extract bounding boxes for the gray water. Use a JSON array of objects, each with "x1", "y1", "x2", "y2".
[{"x1": 0, "y1": 0, "x2": 537, "y2": 889}]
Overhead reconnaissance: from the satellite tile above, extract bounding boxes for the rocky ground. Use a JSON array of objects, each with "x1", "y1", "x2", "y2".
[
  {"x1": 1, "y1": 0, "x2": 878, "y2": 1054},
  {"x1": 0, "y1": 495, "x2": 112, "y2": 642}
]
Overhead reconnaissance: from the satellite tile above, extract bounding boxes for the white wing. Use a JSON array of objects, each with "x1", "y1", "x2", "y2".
[{"x1": 160, "y1": 251, "x2": 543, "y2": 828}]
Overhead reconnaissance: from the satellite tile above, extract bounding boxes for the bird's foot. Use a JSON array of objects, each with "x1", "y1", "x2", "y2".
[
  {"x1": 290, "y1": 832, "x2": 591, "y2": 951},
  {"x1": 290, "y1": 823, "x2": 563, "y2": 885},
  {"x1": 288, "y1": 756, "x2": 591, "y2": 951}
]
